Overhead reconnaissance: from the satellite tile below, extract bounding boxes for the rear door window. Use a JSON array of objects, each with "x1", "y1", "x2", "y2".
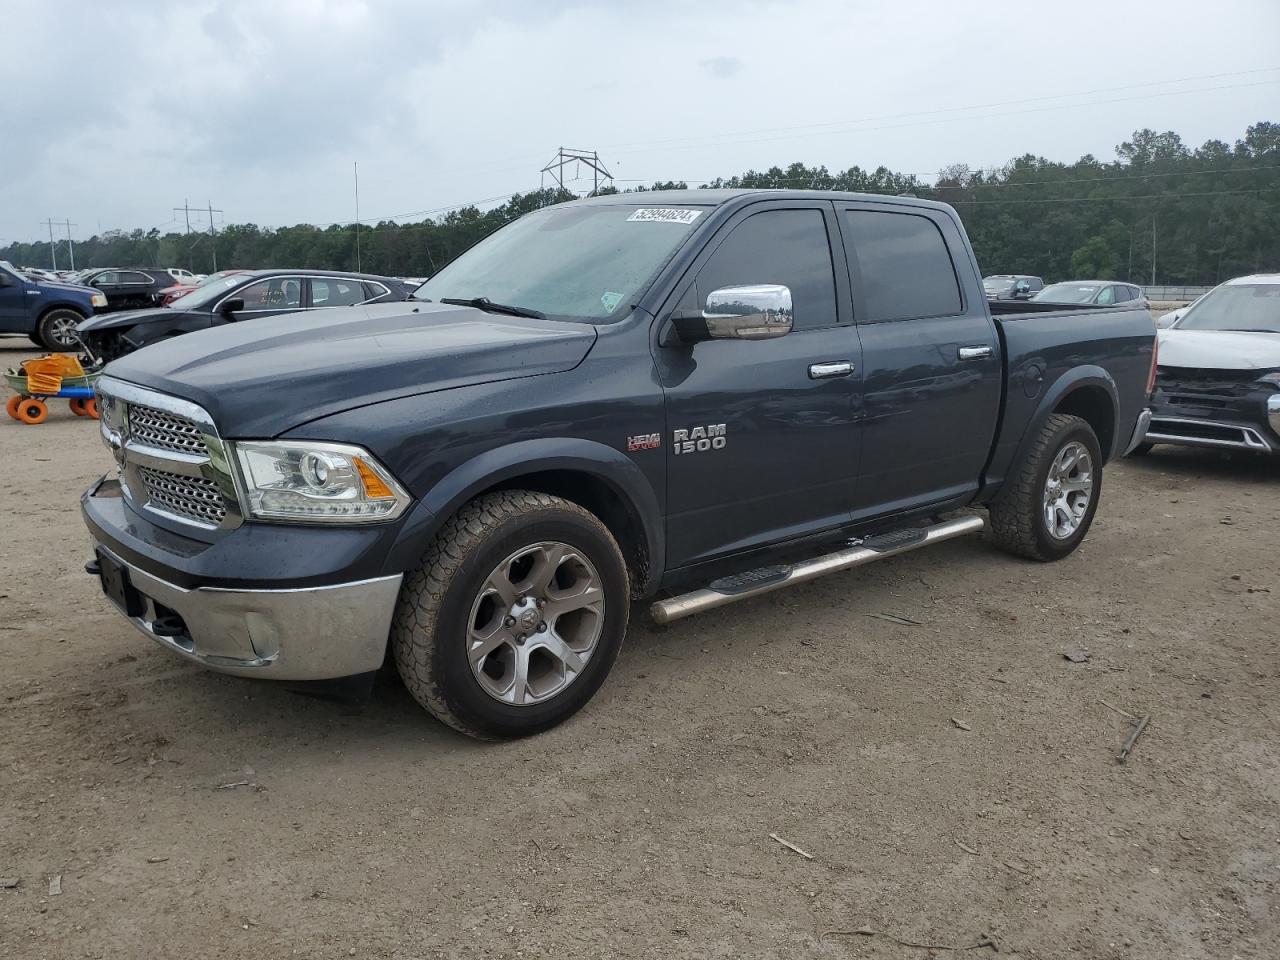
[
  {"x1": 1113, "y1": 285, "x2": 1133, "y2": 303},
  {"x1": 310, "y1": 278, "x2": 367, "y2": 307},
  {"x1": 841, "y1": 210, "x2": 962, "y2": 322}
]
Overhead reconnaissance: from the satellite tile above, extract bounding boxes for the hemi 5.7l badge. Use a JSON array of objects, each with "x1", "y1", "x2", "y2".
[{"x1": 627, "y1": 433, "x2": 661, "y2": 452}]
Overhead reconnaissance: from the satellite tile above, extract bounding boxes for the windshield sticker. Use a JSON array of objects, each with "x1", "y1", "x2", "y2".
[
  {"x1": 600, "y1": 291, "x2": 624, "y2": 313},
  {"x1": 627, "y1": 208, "x2": 703, "y2": 225}
]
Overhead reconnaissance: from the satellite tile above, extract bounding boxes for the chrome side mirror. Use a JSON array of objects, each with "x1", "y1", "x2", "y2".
[{"x1": 673, "y1": 284, "x2": 793, "y2": 342}]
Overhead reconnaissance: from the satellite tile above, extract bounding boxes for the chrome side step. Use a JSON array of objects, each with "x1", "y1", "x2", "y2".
[{"x1": 649, "y1": 514, "x2": 985, "y2": 625}]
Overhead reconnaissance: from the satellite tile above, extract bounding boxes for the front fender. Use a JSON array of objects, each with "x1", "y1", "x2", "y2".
[{"x1": 381, "y1": 437, "x2": 664, "y2": 593}]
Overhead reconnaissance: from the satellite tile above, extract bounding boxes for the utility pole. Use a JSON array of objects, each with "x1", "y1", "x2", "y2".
[
  {"x1": 42, "y1": 218, "x2": 58, "y2": 270},
  {"x1": 62, "y1": 219, "x2": 77, "y2": 271},
  {"x1": 207, "y1": 201, "x2": 218, "y2": 272},
  {"x1": 173, "y1": 200, "x2": 222, "y2": 271},
  {"x1": 1151, "y1": 213, "x2": 1157, "y2": 287},
  {"x1": 353, "y1": 161, "x2": 362, "y2": 272},
  {"x1": 540, "y1": 147, "x2": 613, "y2": 196}
]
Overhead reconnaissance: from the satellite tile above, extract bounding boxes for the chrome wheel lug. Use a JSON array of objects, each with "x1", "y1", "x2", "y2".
[
  {"x1": 505, "y1": 616, "x2": 515, "y2": 627},
  {"x1": 537, "y1": 622, "x2": 547, "y2": 632}
]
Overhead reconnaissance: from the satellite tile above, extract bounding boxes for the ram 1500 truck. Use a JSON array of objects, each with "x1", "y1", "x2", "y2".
[{"x1": 81, "y1": 190, "x2": 1156, "y2": 739}]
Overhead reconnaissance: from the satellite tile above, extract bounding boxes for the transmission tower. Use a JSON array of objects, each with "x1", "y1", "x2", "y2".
[{"x1": 540, "y1": 147, "x2": 613, "y2": 196}]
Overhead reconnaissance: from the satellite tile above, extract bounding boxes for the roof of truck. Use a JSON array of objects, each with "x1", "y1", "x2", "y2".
[
  {"x1": 571, "y1": 188, "x2": 956, "y2": 214},
  {"x1": 1224, "y1": 273, "x2": 1280, "y2": 285}
]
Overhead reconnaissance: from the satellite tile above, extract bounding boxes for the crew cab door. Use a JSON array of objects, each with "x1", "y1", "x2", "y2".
[
  {"x1": 656, "y1": 201, "x2": 861, "y2": 569},
  {"x1": 834, "y1": 203, "x2": 1001, "y2": 519}
]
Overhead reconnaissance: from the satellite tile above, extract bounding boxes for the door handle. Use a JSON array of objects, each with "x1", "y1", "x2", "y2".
[
  {"x1": 808, "y1": 360, "x2": 854, "y2": 379},
  {"x1": 958, "y1": 345, "x2": 993, "y2": 361}
]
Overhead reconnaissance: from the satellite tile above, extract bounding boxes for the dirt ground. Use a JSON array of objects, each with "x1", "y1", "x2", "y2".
[{"x1": 1, "y1": 336, "x2": 1277, "y2": 960}]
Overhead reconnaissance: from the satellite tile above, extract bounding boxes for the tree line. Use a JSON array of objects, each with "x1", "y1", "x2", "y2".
[{"x1": 4, "y1": 122, "x2": 1276, "y2": 287}]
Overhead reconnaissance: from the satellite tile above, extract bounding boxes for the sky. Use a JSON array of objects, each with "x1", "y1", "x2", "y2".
[{"x1": 2, "y1": 0, "x2": 1277, "y2": 245}]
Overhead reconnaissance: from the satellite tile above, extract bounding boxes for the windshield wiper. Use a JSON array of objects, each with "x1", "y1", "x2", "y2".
[{"x1": 439, "y1": 296, "x2": 545, "y2": 319}]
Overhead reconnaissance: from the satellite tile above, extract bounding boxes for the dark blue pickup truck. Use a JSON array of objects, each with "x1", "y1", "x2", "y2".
[
  {"x1": 81, "y1": 190, "x2": 1156, "y2": 738},
  {"x1": 0, "y1": 260, "x2": 107, "y2": 349}
]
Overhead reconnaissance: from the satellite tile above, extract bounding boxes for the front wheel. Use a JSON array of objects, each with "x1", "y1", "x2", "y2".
[
  {"x1": 988, "y1": 413, "x2": 1102, "y2": 561},
  {"x1": 392, "y1": 490, "x2": 630, "y2": 739},
  {"x1": 36, "y1": 308, "x2": 84, "y2": 352}
]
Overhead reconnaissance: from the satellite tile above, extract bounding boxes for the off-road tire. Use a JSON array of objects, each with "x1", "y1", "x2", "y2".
[
  {"x1": 36, "y1": 308, "x2": 84, "y2": 352},
  {"x1": 392, "y1": 490, "x2": 629, "y2": 739},
  {"x1": 987, "y1": 413, "x2": 1102, "y2": 562}
]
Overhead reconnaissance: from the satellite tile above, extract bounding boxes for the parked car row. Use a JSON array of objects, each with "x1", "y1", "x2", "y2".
[
  {"x1": 76, "y1": 269, "x2": 415, "y2": 363},
  {"x1": 983, "y1": 275, "x2": 1150, "y2": 310}
]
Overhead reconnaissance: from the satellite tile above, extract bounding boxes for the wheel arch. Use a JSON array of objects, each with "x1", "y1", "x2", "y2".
[
  {"x1": 1017, "y1": 366, "x2": 1120, "y2": 471},
  {"x1": 384, "y1": 438, "x2": 664, "y2": 596},
  {"x1": 37, "y1": 301, "x2": 88, "y2": 321}
]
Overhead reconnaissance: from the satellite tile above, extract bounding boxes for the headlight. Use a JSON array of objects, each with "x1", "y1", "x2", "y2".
[
  {"x1": 91, "y1": 293, "x2": 107, "y2": 308},
  {"x1": 232, "y1": 440, "x2": 410, "y2": 523}
]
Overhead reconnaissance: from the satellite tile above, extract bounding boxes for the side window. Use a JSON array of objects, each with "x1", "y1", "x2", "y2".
[
  {"x1": 363, "y1": 281, "x2": 390, "y2": 301},
  {"x1": 696, "y1": 208, "x2": 837, "y2": 331},
  {"x1": 123, "y1": 271, "x2": 153, "y2": 284},
  {"x1": 232, "y1": 278, "x2": 302, "y2": 311},
  {"x1": 1096, "y1": 286, "x2": 1116, "y2": 305},
  {"x1": 311, "y1": 278, "x2": 367, "y2": 307},
  {"x1": 1113, "y1": 285, "x2": 1133, "y2": 303},
  {"x1": 842, "y1": 210, "x2": 962, "y2": 322},
  {"x1": 94, "y1": 272, "x2": 120, "y2": 286}
]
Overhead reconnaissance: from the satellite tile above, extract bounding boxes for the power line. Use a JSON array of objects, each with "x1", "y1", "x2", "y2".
[
  {"x1": 947, "y1": 187, "x2": 1278, "y2": 205},
  {"x1": 597, "y1": 67, "x2": 1280, "y2": 153},
  {"x1": 605, "y1": 79, "x2": 1280, "y2": 158}
]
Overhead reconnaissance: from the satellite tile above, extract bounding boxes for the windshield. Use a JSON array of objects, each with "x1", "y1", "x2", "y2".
[
  {"x1": 1175, "y1": 283, "x2": 1280, "y2": 334},
  {"x1": 1034, "y1": 283, "x2": 1101, "y2": 304},
  {"x1": 168, "y1": 274, "x2": 251, "y2": 310},
  {"x1": 412, "y1": 203, "x2": 706, "y2": 321}
]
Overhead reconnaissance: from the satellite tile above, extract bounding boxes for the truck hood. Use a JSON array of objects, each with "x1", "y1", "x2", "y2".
[
  {"x1": 78, "y1": 306, "x2": 177, "y2": 332},
  {"x1": 1157, "y1": 328, "x2": 1280, "y2": 370},
  {"x1": 103, "y1": 301, "x2": 598, "y2": 437}
]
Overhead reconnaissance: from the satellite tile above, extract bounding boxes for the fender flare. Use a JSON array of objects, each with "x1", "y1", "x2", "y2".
[
  {"x1": 383, "y1": 437, "x2": 664, "y2": 593},
  {"x1": 1010, "y1": 365, "x2": 1121, "y2": 471}
]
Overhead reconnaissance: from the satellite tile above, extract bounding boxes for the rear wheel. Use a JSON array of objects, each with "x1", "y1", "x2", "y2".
[
  {"x1": 988, "y1": 413, "x2": 1102, "y2": 561},
  {"x1": 36, "y1": 308, "x2": 84, "y2": 352},
  {"x1": 392, "y1": 490, "x2": 629, "y2": 739},
  {"x1": 6, "y1": 395, "x2": 23, "y2": 420}
]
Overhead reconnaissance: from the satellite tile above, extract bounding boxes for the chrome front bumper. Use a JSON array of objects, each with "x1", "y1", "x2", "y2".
[{"x1": 90, "y1": 545, "x2": 403, "y2": 680}]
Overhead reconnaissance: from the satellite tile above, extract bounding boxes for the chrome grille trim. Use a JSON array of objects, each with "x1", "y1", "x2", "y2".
[
  {"x1": 138, "y1": 467, "x2": 227, "y2": 525},
  {"x1": 128, "y1": 404, "x2": 208, "y2": 454},
  {"x1": 95, "y1": 376, "x2": 243, "y2": 532}
]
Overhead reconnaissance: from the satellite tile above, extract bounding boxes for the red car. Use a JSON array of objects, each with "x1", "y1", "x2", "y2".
[{"x1": 158, "y1": 268, "x2": 250, "y2": 305}]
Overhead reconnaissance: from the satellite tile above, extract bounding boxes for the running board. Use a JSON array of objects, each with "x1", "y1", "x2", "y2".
[{"x1": 649, "y1": 514, "x2": 985, "y2": 625}]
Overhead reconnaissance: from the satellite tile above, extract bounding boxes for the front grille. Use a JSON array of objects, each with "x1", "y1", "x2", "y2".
[
  {"x1": 138, "y1": 466, "x2": 227, "y2": 525},
  {"x1": 129, "y1": 404, "x2": 207, "y2": 454}
]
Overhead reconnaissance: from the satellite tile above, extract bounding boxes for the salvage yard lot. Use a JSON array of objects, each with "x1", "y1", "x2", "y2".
[{"x1": 0, "y1": 340, "x2": 1276, "y2": 959}]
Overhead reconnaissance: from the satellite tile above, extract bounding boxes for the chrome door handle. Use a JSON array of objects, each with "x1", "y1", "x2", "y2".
[
  {"x1": 808, "y1": 360, "x2": 854, "y2": 379},
  {"x1": 958, "y1": 345, "x2": 992, "y2": 361}
]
